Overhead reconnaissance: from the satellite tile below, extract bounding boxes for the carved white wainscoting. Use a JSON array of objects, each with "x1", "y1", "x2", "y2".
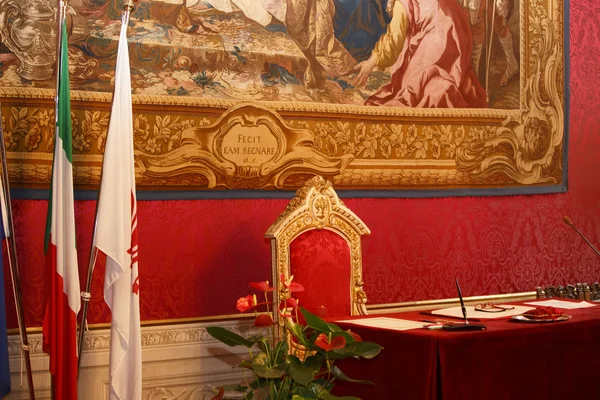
[{"x1": 6, "y1": 319, "x2": 262, "y2": 399}]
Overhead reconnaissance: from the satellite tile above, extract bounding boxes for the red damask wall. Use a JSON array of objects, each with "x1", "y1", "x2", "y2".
[{"x1": 3, "y1": 0, "x2": 600, "y2": 329}]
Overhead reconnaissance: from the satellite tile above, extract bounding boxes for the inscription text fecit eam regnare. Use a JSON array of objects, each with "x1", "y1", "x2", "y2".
[{"x1": 220, "y1": 128, "x2": 278, "y2": 166}]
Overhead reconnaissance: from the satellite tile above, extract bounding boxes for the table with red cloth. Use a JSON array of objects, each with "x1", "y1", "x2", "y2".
[{"x1": 332, "y1": 301, "x2": 600, "y2": 399}]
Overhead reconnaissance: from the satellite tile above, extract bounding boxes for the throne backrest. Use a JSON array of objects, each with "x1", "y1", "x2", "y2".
[
  {"x1": 289, "y1": 229, "x2": 352, "y2": 318},
  {"x1": 265, "y1": 176, "x2": 370, "y2": 323}
]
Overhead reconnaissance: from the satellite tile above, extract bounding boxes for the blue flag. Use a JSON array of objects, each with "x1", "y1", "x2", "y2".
[{"x1": 0, "y1": 189, "x2": 11, "y2": 397}]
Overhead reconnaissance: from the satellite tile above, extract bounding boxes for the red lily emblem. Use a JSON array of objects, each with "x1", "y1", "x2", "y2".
[{"x1": 132, "y1": 276, "x2": 140, "y2": 295}]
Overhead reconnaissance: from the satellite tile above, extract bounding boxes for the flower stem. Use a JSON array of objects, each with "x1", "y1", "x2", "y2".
[{"x1": 264, "y1": 292, "x2": 270, "y2": 313}]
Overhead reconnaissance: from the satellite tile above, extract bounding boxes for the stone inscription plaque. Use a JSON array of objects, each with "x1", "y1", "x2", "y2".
[{"x1": 220, "y1": 124, "x2": 279, "y2": 167}]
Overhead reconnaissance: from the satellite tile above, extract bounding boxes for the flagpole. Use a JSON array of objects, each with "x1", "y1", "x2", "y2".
[
  {"x1": 76, "y1": 0, "x2": 136, "y2": 372},
  {"x1": 0, "y1": 112, "x2": 36, "y2": 399},
  {"x1": 485, "y1": 0, "x2": 496, "y2": 104}
]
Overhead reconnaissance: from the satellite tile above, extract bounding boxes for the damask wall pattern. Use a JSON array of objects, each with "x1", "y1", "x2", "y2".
[{"x1": 1, "y1": 0, "x2": 599, "y2": 329}]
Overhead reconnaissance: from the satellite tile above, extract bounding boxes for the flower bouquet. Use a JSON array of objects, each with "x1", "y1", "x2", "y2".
[{"x1": 207, "y1": 276, "x2": 383, "y2": 399}]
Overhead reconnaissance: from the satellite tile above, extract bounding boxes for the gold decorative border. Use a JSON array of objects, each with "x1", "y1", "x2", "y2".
[{"x1": 0, "y1": 87, "x2": 520, "y2": 119}]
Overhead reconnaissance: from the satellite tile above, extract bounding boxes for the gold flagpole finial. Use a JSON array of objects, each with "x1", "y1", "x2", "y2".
[{"x1": 124, "y1": 0, "x2": 136, "y2": 11}]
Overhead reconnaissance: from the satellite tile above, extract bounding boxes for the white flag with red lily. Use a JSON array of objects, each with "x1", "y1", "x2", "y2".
[
  {"x1": 95, "y1": 11, "x2": 142, "y2": 400},
  {"x1": 42, "y1": 16, "x2": 80, "y2": 400}
]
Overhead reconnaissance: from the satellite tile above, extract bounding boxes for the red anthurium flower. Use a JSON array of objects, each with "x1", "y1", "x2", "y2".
[
  {"x1": 347, "y1": 330, "x2": 362, "y2": 342},
  {"x1": 280, "y1": 274, "x2": 305, "y2": 292},
  {"x1": 314, "y1": 333, "x2": 346, "y2": 351},
  {"x1": 285, "y1": 297, "x2": 299, "y2": 310},
  {"x1": 288, "y1": 282, "x2": 305, "y2": 292},
  {"x1": 236, "y1": 294, "x2": 257, "y2": 313},
  {"x1": 254, "y1": 314, "x2": 275, "y2": 327},
  {"x1": 249, "y1": 281, "x2": 274, "y2": 293},
  {"x1": 278, "y1": 297, "x2": 299, "y2": 318}
]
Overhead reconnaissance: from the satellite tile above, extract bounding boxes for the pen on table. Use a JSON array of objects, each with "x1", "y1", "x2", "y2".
[
  {"x1": 423, "y1": 324, "x2": 444, "y2": 330},
  {"x1": 455, "y1": 277, "x2": 469, "y2": 325}
]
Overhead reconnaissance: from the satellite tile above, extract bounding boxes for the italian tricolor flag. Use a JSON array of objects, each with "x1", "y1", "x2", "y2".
[{"x1": 42, "y1": 18, "x2": 81, "y2": 400}]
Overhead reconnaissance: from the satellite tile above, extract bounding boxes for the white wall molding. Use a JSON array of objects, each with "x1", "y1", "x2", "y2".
[{"x1": 7, "y1": 319, "x2": 260, "y2": 399}]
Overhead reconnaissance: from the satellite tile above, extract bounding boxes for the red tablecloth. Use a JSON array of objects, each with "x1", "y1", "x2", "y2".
[{"x1": 332, "y1": 301, "x2": 600, "y2": 399}]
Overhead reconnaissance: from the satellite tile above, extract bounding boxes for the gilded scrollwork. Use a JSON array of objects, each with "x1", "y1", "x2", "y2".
[
  {"x1": 455, "y1": 0, "x2": 564, "y2": 185},
  {"x1": 134, "y1": 104, "x2": 354, "y2": 189}
]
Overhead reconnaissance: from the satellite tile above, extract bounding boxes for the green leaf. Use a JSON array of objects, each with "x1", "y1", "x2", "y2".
[
  {"x1": 326, "y1": 322, "x2": 343, "y2": 333},
  {"x1": 276, "y1": 376, "x2": 293, "y2": 399},
  {"x1": 329, "y1": 341, "x2": 383, "y2": 359},
  {"x1": 247, "y1": 334, "x2": 266, "y2": 342},
  {"x1": 330, "y1": 365, "x2": 374, "y2": 385},
  {"x1": 273, "y1": 339, "x2": 289, "y2": 365},
  {"x1": 252, "y1": 352, "x2": 287, "y2": 378},
  {"x1": 310, "y1": 383, "x2": 361, "y2": 400},
  {"x1": 206, "y1": 326, "x2": 255, "y2": 348},
  {"x1": 239, "y1": 359, "x2": 253, "y2": 369},
  {"x1": 253, "y1": 364, "x2": 286, "y2": 379},
  {"x1": 293, "y1": 386, "x2": 319, "y2": 399},
  {"x1": 301, "y1": 308, "x2": 334, "y2": 333},
  {"x1": 249, "y1": 378, "x2": 268, "y2": 390},
  {"x1": 287, "y1": 320, "x2": 309, "y2": 346},
  {"x1": 287, "y1": 354, "x2": 323, "y2": 386},
  {"x1": 313, "y1": 378, "x2": 334, "y2": 392},
  {"x1": 220, "y1": 384, "x2": 248, "y2": 392},
  {"x1": 258, "y1": 337, "x2": 271, "y2": 355}
]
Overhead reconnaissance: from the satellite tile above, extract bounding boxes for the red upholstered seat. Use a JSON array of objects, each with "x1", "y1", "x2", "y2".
[{"x1": 290, "y1": 229, "x2": 351, "y2": 318}]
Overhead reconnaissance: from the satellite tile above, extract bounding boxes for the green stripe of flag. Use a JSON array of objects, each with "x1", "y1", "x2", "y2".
[
  {"x1": 57, "y1": 21, "x2": 73, "y2": 162},
  {"x1": 45, "y1": 19, "x2": 72, "y2": 252}
]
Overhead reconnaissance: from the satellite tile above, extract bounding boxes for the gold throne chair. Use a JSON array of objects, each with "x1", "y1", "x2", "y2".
[{"x1": 265, "y1": 176, "x2": 371, "y2": 329}]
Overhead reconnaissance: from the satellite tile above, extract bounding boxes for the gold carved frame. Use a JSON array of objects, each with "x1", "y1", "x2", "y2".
[
  {"x1": 0, "y1": 0, "x2": 565, "y2": 193},
  {"x1": 265, "y1": 176, "x2": 371, "y2": 324}
]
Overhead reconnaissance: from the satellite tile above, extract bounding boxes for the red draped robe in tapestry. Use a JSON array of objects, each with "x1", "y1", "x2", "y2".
[{"x1": 366, "y1": 0, "x2": 487, "y2": 108}]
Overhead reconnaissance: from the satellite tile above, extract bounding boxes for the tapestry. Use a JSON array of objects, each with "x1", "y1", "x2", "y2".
[{"x1": 0, "y1": 0, "x2": 566, "y2": 194}]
